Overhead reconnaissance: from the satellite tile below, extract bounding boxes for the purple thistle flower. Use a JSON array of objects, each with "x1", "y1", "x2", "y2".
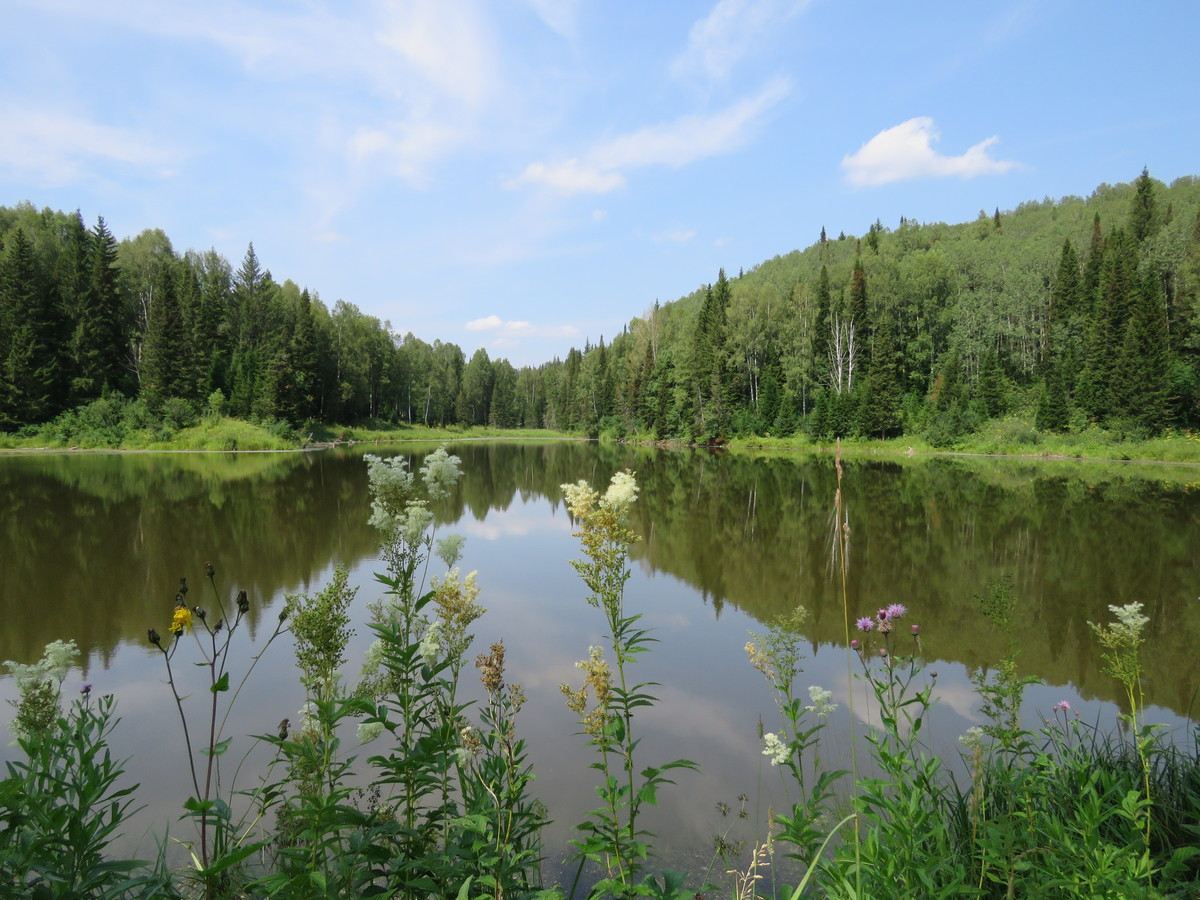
[
  {"x1": 855, "y1": 617, "x2": 875, "y2": 632},
  {"x1": 80, "y1": 683, "x2": 92, "y2": 695},
  {"x1": 911, "y1": 624, "x2": 920, "y2": 635},
  {"x1": 887, "y1": 603, "x2": 907, "y2": 620},
  {"x1": 850, "y1": 639, "x2": 860, "y2": 650},
  {"x1": 877, "y1": 608, "x2": 889, "y2": 621}
]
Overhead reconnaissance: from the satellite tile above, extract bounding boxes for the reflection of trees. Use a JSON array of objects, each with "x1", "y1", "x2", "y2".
[
  {"x1": 0, "y1": 451, "x2": 379, "y2": 665},
  {"x1": 4, "y1": 443, "x2": 1198, "y2": 716},
  {"x1": 624, "y1": 452, "x2": 1200, "y2": 716}
]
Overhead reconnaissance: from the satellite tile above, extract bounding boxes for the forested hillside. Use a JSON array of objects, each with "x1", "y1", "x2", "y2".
[{"x1": 2, "y1": 169, "x2": 1199, "y2": 444}]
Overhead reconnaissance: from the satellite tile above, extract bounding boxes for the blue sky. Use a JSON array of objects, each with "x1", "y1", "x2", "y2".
[{"x1": 2, "y1": 1, "x2": 1197, "y2": 366}]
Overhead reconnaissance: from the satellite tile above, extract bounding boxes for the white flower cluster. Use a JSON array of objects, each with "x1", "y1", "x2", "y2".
[
  {"x1": 418, "y1": 621, "x2": 442, "y2": 667},
  {"x1": 419, "y1": 446, "x2": 463, "y2": 500},
  {"x1": 762, "y1": 731, "x2": 790, "y2": 766},
  {"x1": 602, "y1": 470, "x2": 639, "y2": 512},
  {"x1": 4, "y1": 639, "x2": 79, "y2": 694},
  {"x1": 1107, "y1": 602, "x2": 1149, "y2": 643},
  {"x1": 958, "y1": 725, "x2": 985, "y2": 751},
  {"x1": 804, "y1": 685, "x2": 837, "y2": 719},
  {"x1": 357, "y1": 721, "x2": 385, "y2": 744}
]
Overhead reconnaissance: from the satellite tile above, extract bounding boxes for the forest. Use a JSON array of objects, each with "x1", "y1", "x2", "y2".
[{"x1": 2, "y1": 169, "x2": 1199, "y2": 445}]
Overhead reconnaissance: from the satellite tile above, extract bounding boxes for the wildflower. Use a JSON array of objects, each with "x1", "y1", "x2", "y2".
[
  {"x1": 1052, "y1": 700, "x2": 1071, "y2": 713},
  {"x1": 878, "y1": 647, "x2": 888, "y2": 658},
  {"x1": 460, "y1": 725, "x2": 482, "y2": 754},
  {"x1": 476, "y1": 641, "x2": 506, "y2": 694},
  {"x1": 886, "y1": 603, "x2": 907, "y2": 620},
  {"x1": 911, "y1": 624, "x2": 920, "y2": 635},
  {"x1": 418, "y1": 621, "x2": 442, "y2": 667},
  {"x1": 171, "y1": 605, "x2": 192, "y2": 636},
  {"x1": 435, "y1": 533, "x2": 466, "y2": 569},
  {"x1": 80, "y1": 683, "x2": 92, "y2": 695},
  {"x1": 419, "y1": 446, "x2": 463, "y2": 500},
  {"x1": 602, "y1": 469, "x2": 639, "y2": 511},
  {"x1": 762, "y1": 732, "x2": 789, "y2": 766},
  {"x1": 805, "y1": 685, "x2": 837, "y2": 719},
  {"x1": 357, "y1": 721, "x2": 385, "y2": 744},
  {"x1": 855, "y1": 617, "x2": 874, "y2": 632},
  {"x1": 959, "y1": 726, "x2": 985, "y2": 751},
  {"x1": 850, "y1": 639, "x2": 860, "y2": 650}
]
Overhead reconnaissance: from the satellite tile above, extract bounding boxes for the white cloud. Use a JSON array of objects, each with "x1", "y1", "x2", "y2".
[
  {"x1": 506, "y1": 159, "x2": 626, "y2": 194},
  {"x1": 467, "y1": 315, "x2": 578, "y2": 340},
  {"x1": 511, "y1": 78, "x2": 789, "y2": 196},
  {"x1": 841, "y1": 117, "x2": 1019, "y2": 187},
  {"x1": 672, "y1": 0, "x2": 808, "y2": 83},
  {"x1": 0, "y1": 104, "x2": 178, "y2": 185}
]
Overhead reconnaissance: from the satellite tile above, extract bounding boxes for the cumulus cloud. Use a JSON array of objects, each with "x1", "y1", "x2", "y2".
[
  {"x1": 672, "y1": 0, "x2": 809, "y2": 83},
  {"x1": 467, "y1": 315, "x2": 578, "y2": 340},
  {"x1": 841, "y1": 117, "x2": 1018, "y2": 187},
  {"x1": 511, "y1": 77, "x2": 789, "y2": 196}
]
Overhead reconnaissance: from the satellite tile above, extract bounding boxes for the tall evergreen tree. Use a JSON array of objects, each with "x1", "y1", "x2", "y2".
[
  {"x1": 69, "y1": 217, "x2": 126, "y2": 399},
  {"x1": 0, "y1": 228, "x2": 61, "y2": 425},
  {"x1": 1129, "y1": 167, "x2": 1157, "y2": 244}
]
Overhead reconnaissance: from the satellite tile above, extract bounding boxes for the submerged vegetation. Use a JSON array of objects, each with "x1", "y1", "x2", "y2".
[{"x1": 3, "y1": 448, "x2": 1199, "y2": 898}]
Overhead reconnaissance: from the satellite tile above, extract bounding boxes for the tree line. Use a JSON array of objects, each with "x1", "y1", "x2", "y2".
[{"x1": 2, "y1": 169, "x2": 1199, "y2": 441}]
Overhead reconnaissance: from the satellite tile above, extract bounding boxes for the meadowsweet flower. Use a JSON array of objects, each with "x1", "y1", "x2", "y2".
[
  {"x1": 855, "y1": 617, "x2": 874, "y2": 632},
  {"x1": 762, "y1": 732, "x2": 789, "y2": 766},
  {"x1": 602, "y1": 470, "x2": 639, "y2": 511},
  {"x1": 1108, "y1": 602, "x2": 1149, "y2": 641},
  {"x1": 418, "y1": 621, "x2": 442, "y2": 667},
  {"x1": 886, "y1": 603, "x2": 907, "y2": 619},
  {"x1": 435, "y1": 533, "x2": 466, "y2": 569},
  {"x1": 420, "y1": 446, "x2": 463, "y2": 500},
  {"x1": 805, "y1": 685, "x2": 837, "y2": 718},
  {"x1": 357, "y1": 721, "x2": 384, "y2": 744},
  {"x1": 959, "y1": 726, "x2": 985, "y2": 750}
]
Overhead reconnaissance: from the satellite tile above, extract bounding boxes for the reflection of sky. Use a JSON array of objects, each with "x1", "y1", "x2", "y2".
[{"x1": 1, "y1": 452, "x2": 1195, "y2": 885}]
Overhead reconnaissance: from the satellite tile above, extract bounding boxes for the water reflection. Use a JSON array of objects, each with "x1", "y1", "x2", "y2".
[{"x1": 1, "y1": 443, "x2": 1198, "y2": 875}]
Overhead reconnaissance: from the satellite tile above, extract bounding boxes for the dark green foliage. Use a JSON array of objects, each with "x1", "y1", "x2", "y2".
[
  {"x1": 4, "y1": 169, "x2": 1200, "y2": 440},
  {"x1": 1130, "y1": 167, "x2": 1158, "y2": 243}
]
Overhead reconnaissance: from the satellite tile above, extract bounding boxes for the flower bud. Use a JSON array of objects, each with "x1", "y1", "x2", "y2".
[
  {"x1": 192, "y1": 605, "x2": 206, "y2": 621},
  {"x1": 236, "y1": 590, "x2": 250, "y2": 614},
  {"x1": 148, "y1": 628, "x2": 161, "y2": 646},
  {"x1": 911, "y1": 624, "x2": 920, "y2": 635},
  {"x1": 179, "y1": 577, "x2": 188, "y2": 596},
  {"x1": 204, "y1": 561, "x2": 215, "y2": 579},
  {"x1": 850, "y1": 639, "x2": 859, "y2": 650},
  {"x1": 878, "y1": 647, "x2": 888, "y2": 657},
  {"x1": 81, "y1": 683, "x2": 92, "y2": 695}
]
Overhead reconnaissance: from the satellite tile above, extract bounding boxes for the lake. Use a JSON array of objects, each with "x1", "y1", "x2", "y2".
[{"x1": 2, "y1": 441, "x2": 1198, "y2": 885}]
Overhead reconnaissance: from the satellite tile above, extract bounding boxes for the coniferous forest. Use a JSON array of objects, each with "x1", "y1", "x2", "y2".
[{"x1": 2, "y1": 169, "x2": 1200, "y2": 445}]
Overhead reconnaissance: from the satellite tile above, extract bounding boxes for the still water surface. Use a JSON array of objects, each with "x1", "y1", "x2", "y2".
[{"x1": 2, "y1": 442, "x2": 1199, "y2": 878}]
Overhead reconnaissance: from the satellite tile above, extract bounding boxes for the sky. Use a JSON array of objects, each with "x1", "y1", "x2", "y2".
[{"x1": 2, "y1": 1, "x2": 1198, "y2": 367}]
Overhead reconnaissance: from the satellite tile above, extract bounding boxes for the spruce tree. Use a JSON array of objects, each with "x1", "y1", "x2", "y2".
[
  {"x1": 0, "y1": 228, "x2": 61, "y2": 425},
  {"x1": 1129, "y1": 167, "x2": 1157, "y2": 244}
]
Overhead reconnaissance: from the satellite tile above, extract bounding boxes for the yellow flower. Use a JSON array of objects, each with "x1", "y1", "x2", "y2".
[{"x1": 171, "y1": 606, "x2": 192, "y2": 636}]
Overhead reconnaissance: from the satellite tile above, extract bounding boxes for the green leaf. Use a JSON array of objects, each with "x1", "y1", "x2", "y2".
[{"x1": 200, "y1": 737, "x2": 233, "y2": 757}]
